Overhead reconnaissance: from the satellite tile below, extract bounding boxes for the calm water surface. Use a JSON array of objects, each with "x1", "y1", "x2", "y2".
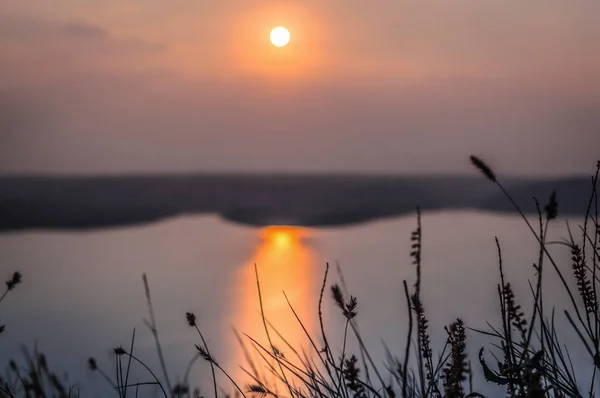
[{"x1": 0, "y1": 211, "x2": 586, "y2": 396}]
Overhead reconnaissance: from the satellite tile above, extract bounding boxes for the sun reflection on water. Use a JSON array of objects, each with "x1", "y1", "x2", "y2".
[{"x1": 228, "y1": 226, "x2": 317, "y2": 389}]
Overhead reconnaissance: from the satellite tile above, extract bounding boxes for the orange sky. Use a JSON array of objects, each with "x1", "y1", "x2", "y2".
[{"x1": 1, "y1": 0, "x2": 599, "y2": 175}]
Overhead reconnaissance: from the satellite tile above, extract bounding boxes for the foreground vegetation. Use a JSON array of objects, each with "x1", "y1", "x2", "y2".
[{"x1": 1, "y1": 156, "x2": 599, "y2": 398}]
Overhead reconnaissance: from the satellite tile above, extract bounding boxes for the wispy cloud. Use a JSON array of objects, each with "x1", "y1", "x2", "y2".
[
  {"x1": 0, "y1": 16, "x2": 165, "y2": 50},
  {"x1": 0, "y1": 15, "x2": 168, "y2": 87},
  {"x1": 56, "y1": 22, "x2": 108, "y2": 39}
]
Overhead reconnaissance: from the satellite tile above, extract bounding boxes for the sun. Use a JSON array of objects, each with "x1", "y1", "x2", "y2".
[{"x1": 270, "y1": 26, "x2": 291, "y2": 47}]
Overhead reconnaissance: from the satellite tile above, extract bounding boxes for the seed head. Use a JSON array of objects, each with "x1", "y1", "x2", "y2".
[
  {"x1": 186, "y1": 312, "x2": 196, "y2": 327},
  {"x1": 113, "y1": 347, "x2": 126, "y2": 356},
  {"x1": 6, "y1": 272, "x2": 22, "y2": 291},
  {"x1": 470, "y1": 156, "x2": 496, "y2": 182}
]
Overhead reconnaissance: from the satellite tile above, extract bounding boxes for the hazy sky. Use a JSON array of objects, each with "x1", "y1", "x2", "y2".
[{"x1": 1, "y1": 0, "x2": 599, "y2": 175}]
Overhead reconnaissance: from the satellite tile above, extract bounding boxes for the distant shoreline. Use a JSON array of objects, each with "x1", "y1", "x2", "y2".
[{"x1": 0, "y1": 174, "x2": 591, "y2": 232}]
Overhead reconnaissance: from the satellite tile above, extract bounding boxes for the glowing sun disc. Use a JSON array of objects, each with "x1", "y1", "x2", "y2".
[{"x1": 270, "y1": 26, "x2": 290, "y2": 47}]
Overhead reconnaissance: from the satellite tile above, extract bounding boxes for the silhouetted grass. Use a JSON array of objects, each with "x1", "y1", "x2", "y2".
[{"x1": 1, "y1": 157, "x2": 600, "y2": 397}]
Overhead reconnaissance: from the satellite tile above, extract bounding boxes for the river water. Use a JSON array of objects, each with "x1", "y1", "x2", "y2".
[{"x1": 0, "y1": 211, "x2": 589, "y2": 397}]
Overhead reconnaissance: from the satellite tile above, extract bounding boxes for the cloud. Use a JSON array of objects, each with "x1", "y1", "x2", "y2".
[
  {"x1": 56, "y1": 22, "x2": 108, "y2": 39},
  {"x1": 0, "y1": 15, "x2": 168, "y2": 87},
  {"x1": 0, "y1": 16, "x2": 164, "y2": 50},
  {"x1": 0, "y1": 17, "x2": 104, "y2": 40},
  {"x1": 55, "y1": 21, "x2": 166, "y2": 51}
]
